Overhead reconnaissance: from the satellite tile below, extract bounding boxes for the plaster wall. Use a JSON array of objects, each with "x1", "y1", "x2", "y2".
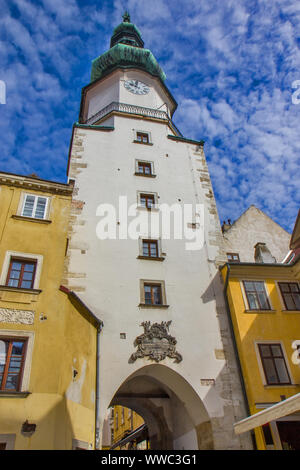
[
  {"x1": 0, "y1": 184, "x2": 97, "y2": 449},
  {"x1": 223, "y1": 206, "x2": 290, "y2": 263},
  {"x1": 67, "y1": 113, "x2": 253, "y2": 449},
  {"x1": 86, "y1": 68, "x2": 174, "y2": 122}
]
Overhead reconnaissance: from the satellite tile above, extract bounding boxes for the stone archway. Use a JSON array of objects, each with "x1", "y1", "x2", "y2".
[{"x1": 107, "y1": 364, "x2": 214, "y2": 450}]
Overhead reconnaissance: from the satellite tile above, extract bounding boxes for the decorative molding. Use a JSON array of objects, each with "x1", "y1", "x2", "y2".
[
  {"x1": 85, "y1": 101, "x2": 182, "y2": 136},
  {"x1": 11, "y1": 215, "x2": 52, "y2": 224},
  {"x1": 130, "y1": 321, "x2": 182, "y2": 363},
  {"x1": 0, "y1": 172, "x2": 73, "y2": 196},
  {"x1": 0, "y1": 391, "x2": 31, "y2": 398},
  {"x1": 0, "y1": 308, "x2": 35, "y2": 324}
]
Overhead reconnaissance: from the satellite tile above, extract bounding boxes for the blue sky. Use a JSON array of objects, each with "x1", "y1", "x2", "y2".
[{"x1": 0, "y1": 0, "x2": 299, "y2": 233}]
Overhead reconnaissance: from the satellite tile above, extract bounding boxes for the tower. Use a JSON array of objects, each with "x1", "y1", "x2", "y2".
[{"x1": 65, "y1": 13, "x2": 253, "y2": 450}]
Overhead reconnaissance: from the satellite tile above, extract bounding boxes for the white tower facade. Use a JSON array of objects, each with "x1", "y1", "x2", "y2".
[{"x1": 65, "y1": 14, "x2": 253, "y2": 450}]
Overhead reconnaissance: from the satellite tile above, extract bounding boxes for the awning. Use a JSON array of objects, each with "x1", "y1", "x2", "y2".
[{"x1": 234, "y1": 393, "x2": 300, "y2": 435}]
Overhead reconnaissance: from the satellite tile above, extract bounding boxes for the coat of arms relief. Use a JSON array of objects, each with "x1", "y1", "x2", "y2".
[{"x1": 130, "y1": 321, "x2": 183, "y2": 363}]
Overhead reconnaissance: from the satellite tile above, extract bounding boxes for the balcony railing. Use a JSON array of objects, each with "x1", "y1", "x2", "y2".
[{"x1": 85, "y1": 102, "x2": 182, "y2": 136}]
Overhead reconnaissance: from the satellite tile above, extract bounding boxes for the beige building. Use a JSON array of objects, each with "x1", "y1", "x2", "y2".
[{"x1": 222, "y1": 205, "x2": 290, "y2": 264}]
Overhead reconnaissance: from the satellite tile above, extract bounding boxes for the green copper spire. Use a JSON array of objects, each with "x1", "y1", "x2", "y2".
[
  {"x1": 110, "y1": 13, "x2": 144, "y2": 48},
  {"x1": 91, "y1": 14, "x2": 166, "y2": 83}
]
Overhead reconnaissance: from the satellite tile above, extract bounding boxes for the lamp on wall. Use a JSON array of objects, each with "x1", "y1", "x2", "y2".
[{"x1": 21, "y1": 420, "x2": 37, "y2": 437}]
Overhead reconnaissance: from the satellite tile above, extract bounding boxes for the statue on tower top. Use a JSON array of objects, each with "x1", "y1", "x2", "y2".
[{"x1": 122, "y1": 11, "x2": 131, "y2": 23}]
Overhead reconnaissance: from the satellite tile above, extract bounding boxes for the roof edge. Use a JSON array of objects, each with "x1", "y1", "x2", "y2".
[{"x1": 60, "y1": 285, "x2": 103, "y2": 330}]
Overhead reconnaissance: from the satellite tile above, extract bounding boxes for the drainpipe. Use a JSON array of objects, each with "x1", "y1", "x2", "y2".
[
  {"x1": 95, "y1": 321, "x2": 103, "y2": 450},
  {"x1": 222, "y1": 263, "x2": 257, "y2": 450}
]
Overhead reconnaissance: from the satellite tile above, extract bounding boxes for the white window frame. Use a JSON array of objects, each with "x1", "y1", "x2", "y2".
[
  {"x1": 0, "y1": 251, "x2": 43, "y2": 290},
  {"x1": 240, "y1": 279, "x2": 274, "y2": 311},
  {"x1": 0, "y1": 434, "x2": 16, "y2": 450},
  {"x1": 72, "y1": 439, "x2": 90, "y2": 450},
  {"x1": 0, "y1": 329, "x2": 35, "y2": 392},
  {"x1": 19, "y1": 193, "x2": 50, "y2": 220}
]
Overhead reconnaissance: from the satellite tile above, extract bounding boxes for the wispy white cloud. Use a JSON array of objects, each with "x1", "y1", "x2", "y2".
[{"x1": 0, "y1": 0, "x2": 299, "y2": 231}]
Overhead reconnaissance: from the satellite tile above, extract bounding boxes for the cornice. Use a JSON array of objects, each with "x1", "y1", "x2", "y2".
[
  {"x1": 220, "y1": 260, "x2": 300, "y2": 280},
  {"x1": 167, "y1": 135, "x2": 205, "y2": 146},
  {"x1": 0, "y1": 171, "x2": 73, "y2": 196}
]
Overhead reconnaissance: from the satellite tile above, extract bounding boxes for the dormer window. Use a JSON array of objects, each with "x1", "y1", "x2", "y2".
[{"x1": 254, "y1": 243, "x2": 276, "y2": 264}]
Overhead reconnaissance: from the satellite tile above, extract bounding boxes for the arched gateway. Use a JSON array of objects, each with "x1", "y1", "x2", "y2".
[
  {"x1": 109, "y1": 364, "x2": 213, "y2": 450},
  {"x1": 65, "y1": 13, "x2": 253, "y2": 450}
]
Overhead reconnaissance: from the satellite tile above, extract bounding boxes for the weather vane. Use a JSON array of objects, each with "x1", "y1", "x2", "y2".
[{"x1": 122, "y1": 11, "x2": 131, "y2": 23}]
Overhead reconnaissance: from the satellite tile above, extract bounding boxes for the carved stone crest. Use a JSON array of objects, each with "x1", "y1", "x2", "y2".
[
  {"x1": 130, "y1": 321, "x2": 182, "y2": 363},
  {"x1": 0, "y1": 308, "x2": 35, "y2": 325}
]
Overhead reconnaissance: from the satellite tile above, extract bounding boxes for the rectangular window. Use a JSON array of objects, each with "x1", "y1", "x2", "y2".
[
  {"x1": 137, "y1": 161, "x2": 152, "y2": 175},
  {"x1": 142, "y1": 240, "x2": 159, "y2": 258},
  {"x1": 136, "y1": 132, "x2": 149, "y2": 144},
  {"x1": 227, "y1": 253, "x2": 240, "y2": 262},
  {"x1": 243, "y1": 281, "x2": 271, "y2": 310},
  {"x1": 0, "y1": 338, "x2": 27, "y2": 391},
  {"x1": 6, "y1": 258, "x2": 37, "y2": 289},
  {"x1": 278, "y1": 282, "x2": 300, "y2": 311},
  {"x1": 22, "y1": 194, "x2": 48, "y2": 219},
  {"x1": 140, "y1": 193, "x2": 155, "y2": 209},
  {"x1": 258, "y1": 343, "x2": 291, "y2": 385},
  {"x1": 144, "y1": 283, "x2": 162, "y2": 305}
]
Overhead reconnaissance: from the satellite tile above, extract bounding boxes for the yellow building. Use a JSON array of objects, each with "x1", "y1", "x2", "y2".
[
  {"x1": 0, "y1": 172, "x2": 102, "y2": 450},
  {"x1": 111, "y1": 406, "x2": 149, "y2": 450},
  {"x1": 221, "y1": 249, "x2": 300, "y2": 450}
]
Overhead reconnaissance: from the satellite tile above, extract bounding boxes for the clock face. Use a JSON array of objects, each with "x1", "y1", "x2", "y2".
[{"x1": 124, "y1": 80, "x2": 150, "y2": 95}]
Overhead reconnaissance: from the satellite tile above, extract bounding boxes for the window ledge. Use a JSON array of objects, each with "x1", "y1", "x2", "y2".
[
  {"x1": 138, "y1": 304, "x2": 169, "y2": 309},
  {"x1": 137, "y1": 206, "x2": 159, "y2": 212},
  {"x1": 134, "y1": 173, "x2": 156, "y2": 178},
  {"x1": 133, "y1": 140, "x2": 153, "y2": 146},
  {"x1": 264, "y1": 384, "x2": 298, "y2": 389},
  {"x1": 0, "y1": 285, "x2": 42, "y2": 295},
  {"x1": 281, "y1": 310, "x2": 300, "y2": 313},
  {"x1": 12, "y1": 215, "x2": 52, "y2": 224},
  {"x1": 137, "y1": 256, "x2": 165, "y2": 262},
  {"x1": 0, "y1": 391, "x2": 31, "y2": 398},
  {"x1": 244, "y1": 309, "x2": 276, "y2": 314}
]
